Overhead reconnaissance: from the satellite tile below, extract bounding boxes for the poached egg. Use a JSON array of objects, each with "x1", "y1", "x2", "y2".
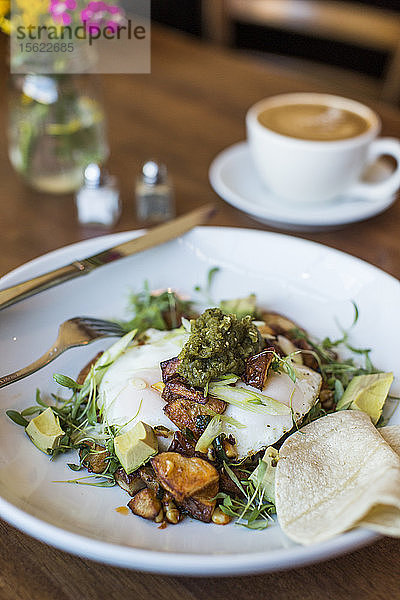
[{"x1": 98, "y1": 328, "x2": 322, "y2": 458}]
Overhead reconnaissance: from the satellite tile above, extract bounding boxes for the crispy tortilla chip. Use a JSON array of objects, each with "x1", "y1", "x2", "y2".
[
  {"x1": 380, "y1": 425, "x2": 400, "y2": 457},
  {"x1": 275, "y1": 411, "x2": 400, "y2": 545}
]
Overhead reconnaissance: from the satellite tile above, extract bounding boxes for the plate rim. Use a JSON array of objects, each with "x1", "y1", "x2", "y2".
[
  {"x1": 1, "y1": 226, "x2": 397, "y2": 576},
  {"x1": 0, "y1": 230, "x2": 145, "y2": 288},
  {"x1": 2, "y1": 226, "x2": 398, "y2": 289},
  {"x1": 0, "y1": 494, "x2": 379, "y2": 576}
]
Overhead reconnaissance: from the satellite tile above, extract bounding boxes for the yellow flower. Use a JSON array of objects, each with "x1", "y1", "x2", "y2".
[
  {"x1": 0, "y1": 18, "x2": 10, "y2": 34},
  {"x1": 15, "y1": 0, "x2": 49, "y2": 27},
  {"x1": 0, "y1": 0, "x2": 59, "y2": 35},
  {"x1": 0, "y1": 0, "x2": 10, "y2": 18},
  {"x1": 0, "y1": 1, "x2": 10, "y2": 34},
  {"x1": 0, "y1": 0, "x2": 10, "y2": 33}
]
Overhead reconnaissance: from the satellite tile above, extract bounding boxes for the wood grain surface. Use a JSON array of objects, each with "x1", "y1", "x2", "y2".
[{"x1": 1, "y1": 25, "x2": 400, "y2": 599}]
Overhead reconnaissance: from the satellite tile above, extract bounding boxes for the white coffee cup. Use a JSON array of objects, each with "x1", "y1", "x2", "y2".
[{"x1": 246, "y1": 93, "x2": 400, "y2": 203}]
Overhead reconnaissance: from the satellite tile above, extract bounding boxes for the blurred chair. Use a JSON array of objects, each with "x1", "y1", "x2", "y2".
[{"x1": 202, "y1": 0, "x2": 400, "y2": 104}]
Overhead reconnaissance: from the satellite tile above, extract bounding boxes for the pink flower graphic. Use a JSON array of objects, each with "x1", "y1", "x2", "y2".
[
  {"x1": 49, "y1": 0, "x2": 77, "y2": 26},
  {"x1": 81, "y1": 1, "x2": 125, "y2": 33}
]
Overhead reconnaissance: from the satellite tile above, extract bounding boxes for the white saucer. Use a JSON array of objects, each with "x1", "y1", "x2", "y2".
[{"x1": 209, "y1": 142, "x2": 397, "y2": 231}]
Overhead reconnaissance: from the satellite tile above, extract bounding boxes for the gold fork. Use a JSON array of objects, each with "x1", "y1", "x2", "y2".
[{"x1": 0, "y1": 317, "x2": 126, "y2": 389}]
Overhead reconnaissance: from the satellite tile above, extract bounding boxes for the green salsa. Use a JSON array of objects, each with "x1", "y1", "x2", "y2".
[{"x1": 177, "y1": 307, "x2": 263, "y2": 388}]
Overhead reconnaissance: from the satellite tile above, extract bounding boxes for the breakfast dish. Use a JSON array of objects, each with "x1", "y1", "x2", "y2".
[
  {"x1": 0, "y1": 227, "x2": 399, "y2": 575},
  {"x1": 209, "y1": 142, "x2": 397, "y2": 231},
  {"x1": 6, "y1": 280, "x2": 400, "y2": 537}
]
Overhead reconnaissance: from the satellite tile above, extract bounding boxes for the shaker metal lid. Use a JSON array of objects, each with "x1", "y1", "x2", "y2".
[
  {"x1": 84, "y1": 163, "x2": 103, "y2": 188},
  {"x1": 141, "y1": 161, "x2": 167, "y2": 185}
]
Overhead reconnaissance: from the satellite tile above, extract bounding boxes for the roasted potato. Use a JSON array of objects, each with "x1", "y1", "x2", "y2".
[
  {"x1": 219, "y1": 467, "x2": 248, "y2": 497},
  {"x1": 114, "y1": 467, "x2": 146, "y2": 496},
  {"x1": 260, "y1": 312, "x2": 318, "y2": 369},
  {"x1": 160, "y1": 356, "x2": 181, "y2": 382},
  {"x1": 152, "y1": 452, "x2": 219, "y2": 523},
  {"x1": 128, "y1": 488, "x2": 163, "y2": 521},
  {"x1": 181, "y1": 495, "x2": 215, "y2": 523},
  {"x1": 151, "y1": 452, "x2": 219, "y2": 503},
  {"x1": 76, "y1": 352, "x2": 104, "y2": 386},
  {"x1": 79, "y1": 443, "x2": 108, "y2": 474},
  {"x1": 162, "y1": 379, "x2": 208, "y2": 405},
  {"x1": 138, "y1": 465, "x2": 162, "y2": 494},
  {"x1": 242, "y1": 348, "x2": 275, "y2": 390},
  {"x1": 260, "y1": 312, "x2": 299, "y2": 335},
  {"x1": 168, "y1": 431, "x2": 196, "y2": 456},
  {"x1": 164, "y1": 397, "x2": 226, "y2": 439}
]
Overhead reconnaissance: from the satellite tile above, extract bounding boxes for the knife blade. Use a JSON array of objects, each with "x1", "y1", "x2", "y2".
[{"x1": 0, "y1": 203, "x2": 216, "y2": 311}]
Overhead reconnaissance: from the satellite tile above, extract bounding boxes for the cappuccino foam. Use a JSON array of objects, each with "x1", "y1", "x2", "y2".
[{"x1": 257, "y1": 103, "x2": 370, "y2": 141}]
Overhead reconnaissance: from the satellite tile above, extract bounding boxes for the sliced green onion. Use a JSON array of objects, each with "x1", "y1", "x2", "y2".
[
  {"x1": 209, "y1": 384, "x2": 291, "y2": 416},
  {"x1": 210, "y1": 374, "x2": 240, "y2": 386},
  {"x1": 200, "y1": 406, "x2": 246, "y2": 429},
  {"x1": 181, "y1": 317, "x2": 191, "y2": 333},
  {"x1": 249, "y1": 448, "x2": 279, "y2": 503},
  {"x1": 195, "y1": 415, "x2": 223, "y2": 452},
  {"x1": 219, "y1": 414, "x2": 246, "y2": 428},
  {"x1": 80, "y1": 328, "x2": 137, "y2": 397}
]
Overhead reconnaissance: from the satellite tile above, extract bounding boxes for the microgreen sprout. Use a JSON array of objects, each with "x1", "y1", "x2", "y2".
[
  {"x1": 270, "y1": 350, "x2": 299, "y2": 383},
  {"x1": 194, "y1": 266, "x2": 220, "y2": 307},
  {"x1": 215, "y1": 461, "x2": 276, "y2": 530},
  {"x1": 118, "y1": 280, "x2": 196, "y2": 335},
  {"x1": 289, "y1": 302, "x2": 379, "y2": 408}
]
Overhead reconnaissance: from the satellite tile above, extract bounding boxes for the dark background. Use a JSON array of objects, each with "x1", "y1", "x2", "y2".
[{"x1": 147, "y1": 0, "x2": 400, "y2": 79}]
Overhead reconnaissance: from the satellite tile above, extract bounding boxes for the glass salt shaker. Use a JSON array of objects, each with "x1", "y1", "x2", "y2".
[
  {"x1": 75, "y1": 163, "x2": 121, "y2": 227},
  {"x1": 135, "y1": 161, "x2": 175, "y2": 223}
]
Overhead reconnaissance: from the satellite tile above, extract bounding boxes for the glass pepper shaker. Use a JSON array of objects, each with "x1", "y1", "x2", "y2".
[
  {"x1": 135, "y1": 161, "x2": 175, "y2": 223},
  {"x1": 75, "y1": 163, "x2": 121, "y2": 227}
]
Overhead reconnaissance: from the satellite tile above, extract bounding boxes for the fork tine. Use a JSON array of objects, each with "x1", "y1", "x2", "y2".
[
  {"x1": 74, "y1": 317, "x2": 116, "y2": 326},
  {"x1": 92, "y1": 324, "x2": 125, "y2": 335},
  {"x1": 73, "y1": 316, "x2": 122, "y2": 328},
  {"x1": 73, "y1": 317, "x2": 125, "y2": 335}
]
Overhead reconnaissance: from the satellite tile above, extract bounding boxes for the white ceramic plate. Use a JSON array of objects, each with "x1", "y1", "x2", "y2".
[
  {"x1": 209, "y1": 142, "x2": 397, "y2": 231},
  {"x1": 0, "y1": 227, "x2": 399, "y2": 576}
]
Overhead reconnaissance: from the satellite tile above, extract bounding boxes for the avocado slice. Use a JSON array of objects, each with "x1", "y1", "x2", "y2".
[
  {"x1": 114, "y1": 421, "x2": 158, "y2": 474},
  {"x1": 25, "y1": 407, "x2": 64, "y2": 454},
  {"x1": 336, "y1": 372, "x2": 394, "y2": 424}
]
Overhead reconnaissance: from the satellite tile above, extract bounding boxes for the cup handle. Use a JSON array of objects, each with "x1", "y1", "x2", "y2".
[{"x1": 346, "y1": 138, "x2": 400, "y2": 200}]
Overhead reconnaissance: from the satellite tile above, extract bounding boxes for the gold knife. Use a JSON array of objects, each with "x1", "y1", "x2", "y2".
[{"x1": 0, "y1": 203, "x2": 216, "y2": 311}]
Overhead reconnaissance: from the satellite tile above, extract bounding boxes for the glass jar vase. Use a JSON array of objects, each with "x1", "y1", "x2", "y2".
[{"x1": 8, "y1": 73, "x2": 109, "y2": 194}]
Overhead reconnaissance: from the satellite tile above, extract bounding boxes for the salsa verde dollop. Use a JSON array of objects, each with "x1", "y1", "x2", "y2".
[{"x1": 177, "y1": 307, "x2": 263, "y2": 388}]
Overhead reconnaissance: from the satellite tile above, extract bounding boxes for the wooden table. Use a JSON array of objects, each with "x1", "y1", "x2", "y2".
[{"x1": 1, "y1": 25, "x2": 400, "y2": 599}]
